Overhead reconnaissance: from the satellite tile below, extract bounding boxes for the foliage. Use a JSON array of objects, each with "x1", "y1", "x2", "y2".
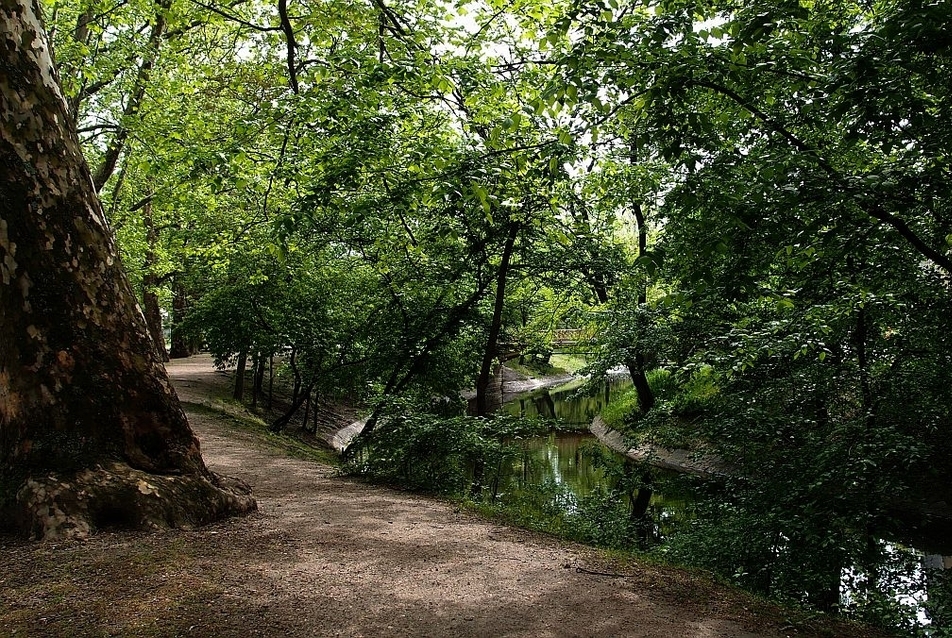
[
  {"x1": 344, "y1": 407, "x2": 549, "y2": 495},
  {"x1": 477, "y1": 480, "x2": 640, "y2": 551},
  {"x1": 563, "y1": 487, "x2": 638, "y2": 549},
  {"x1": 922, "y1": 568, "x2": 952, "y2": 637},
  {"x1": 44, "y1": 0, "x2": 952, "y2": 629}
]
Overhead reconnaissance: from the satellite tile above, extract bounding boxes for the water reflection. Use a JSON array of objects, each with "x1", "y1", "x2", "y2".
[
  {"x1": 502, "y1": 431, "x2": 610, "y2": 495},
  {"x1": 502, "y1": 376, "x2": 631, "y2": 425},
  {"x1": 493, "y1": 413, "x2": 691, "y2": 539}
]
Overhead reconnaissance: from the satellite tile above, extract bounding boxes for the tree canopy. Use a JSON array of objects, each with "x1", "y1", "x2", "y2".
[{"x1": 22, "y1": 0, "x2": 952, "y2": 629}]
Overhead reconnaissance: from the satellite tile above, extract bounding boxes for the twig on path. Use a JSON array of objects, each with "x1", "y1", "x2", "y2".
[{"x1": 575, "y1": 566, "x2": 635, "y2": 579}]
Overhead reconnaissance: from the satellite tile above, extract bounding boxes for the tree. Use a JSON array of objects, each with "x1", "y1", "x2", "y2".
[
  {"x1": 0, "y1": 0, "x2": 255, "y2": 540},
  {"x1": 544, "y1": 0, "x2": 952, "y2": 620}
]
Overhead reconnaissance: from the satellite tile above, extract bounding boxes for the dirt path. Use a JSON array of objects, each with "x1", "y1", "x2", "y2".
[{"x1": 0, "y1": 357, "x2": 878, "y2": 637}]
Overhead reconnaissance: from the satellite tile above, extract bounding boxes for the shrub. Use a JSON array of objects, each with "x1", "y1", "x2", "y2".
[
  {"x1": 600, "y1": 385, "x2": 638, "y2": 429},
  {"x1": 343, "y1": 409, "x2": 547, "y2": 496}
]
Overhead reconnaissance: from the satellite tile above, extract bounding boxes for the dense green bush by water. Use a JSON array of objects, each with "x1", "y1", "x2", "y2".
[
  {"x1": 343, "y1": 409, "x2": 551, "y2": 497},
  {"x1": 344, "y1": 408, "x2": 673, "y2": 551}
]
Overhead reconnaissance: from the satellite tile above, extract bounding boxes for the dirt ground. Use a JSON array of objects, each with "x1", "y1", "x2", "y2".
[{"x1": 0, "y1": 356, "x2": 889, "y2": 637}]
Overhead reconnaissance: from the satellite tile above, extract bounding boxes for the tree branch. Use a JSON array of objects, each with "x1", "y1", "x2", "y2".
[
  {"x1": 692, "y1": 78, "x2": 952, "y2": 275},
  {"x1": 92, "y1": 0, "x2": 171, "y2": 192},
  {"x1": 278, "y1": 0, "x2": 299, "y2": 93},
  {"x1": 189, "y1": 0, "x2": 283, "y2": 32}
]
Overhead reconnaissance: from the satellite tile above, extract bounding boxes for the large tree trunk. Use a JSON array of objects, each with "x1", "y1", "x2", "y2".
[{"x1": 0, "y1": 0, "x2": 255, "y2": 540}]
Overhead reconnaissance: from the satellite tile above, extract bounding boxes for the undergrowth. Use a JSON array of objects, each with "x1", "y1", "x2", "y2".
[{"x1": 183, "y1": 402, "x2": 340, "y2": 466}]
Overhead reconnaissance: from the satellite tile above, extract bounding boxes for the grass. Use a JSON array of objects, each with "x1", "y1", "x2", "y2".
[
  {"x1": 548, "y1": 354, "x2": 589, "y2": 374},
  {"x1": 505, "y1": 353, "x2": 589, "y2": 378},
  {"x1": 597, "y1": 367, "x2": 720, "y2": 449},
  {"x1": 599, "y1": 385, "x2": 639, "y2": 429},
  {"x1": 183, "y1": 402, "x2": 340, "y2": 467}
]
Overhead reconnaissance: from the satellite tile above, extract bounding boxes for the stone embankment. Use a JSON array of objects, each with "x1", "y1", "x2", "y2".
[{"x1": 589, "y1": 417, "x2": 727, "y2": 478}]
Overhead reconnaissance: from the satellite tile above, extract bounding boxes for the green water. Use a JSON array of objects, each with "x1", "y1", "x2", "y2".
[
  {"x1": 501, "y1": 376, "x2": 630, "y2": 426},
  {"x1": 503, "y1": 430, "x2": 612, "y2": 495},
  {"x1": 497, "y1": 381, "x2": 689, "y2": 529},
  {"x1": 498, "y1": 379, "x2": 629, "y2": 497}
]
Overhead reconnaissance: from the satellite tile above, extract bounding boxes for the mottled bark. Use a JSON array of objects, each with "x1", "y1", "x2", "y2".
[{"x1": 0, "y1": 0, "x2": 254, "y2": 539}]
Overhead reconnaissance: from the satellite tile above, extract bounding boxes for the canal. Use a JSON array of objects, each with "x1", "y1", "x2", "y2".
[{"x1": 495, "y1": 376, "x2": 952, "y2": 633}]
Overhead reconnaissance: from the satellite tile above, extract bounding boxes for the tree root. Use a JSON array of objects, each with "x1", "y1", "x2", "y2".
[{"x1": 12, "y1": 462, "x2": 256, "y2": 540}]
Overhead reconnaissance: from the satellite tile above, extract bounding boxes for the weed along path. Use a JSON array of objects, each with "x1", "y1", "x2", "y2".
[{"x1": 0, "y1": 356, "x2": 885, "y2": 638}]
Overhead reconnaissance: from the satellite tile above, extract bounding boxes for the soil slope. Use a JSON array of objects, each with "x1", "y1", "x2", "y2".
[{"x1": 0, "y1": 356, "x2": 888, "y2": 637}]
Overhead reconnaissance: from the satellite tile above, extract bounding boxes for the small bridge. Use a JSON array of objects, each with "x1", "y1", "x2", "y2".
[
  {"x1": 552, "y1": 328, "x2": 589, "y2": 348},
  {"x1": 498, "y1": 328, "x2": 593, "y2": 361}
]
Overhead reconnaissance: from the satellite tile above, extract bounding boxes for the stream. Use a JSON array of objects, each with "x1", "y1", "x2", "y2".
[
  {"x1": 498, "y1": 377, "x2": 952, "y2": 633},
  {"x1": 500, "y1": 376, "x2": 626, "y2": 425},
  {"x1": 496, "y1": 376, "x2": 690, "y2": 538}
]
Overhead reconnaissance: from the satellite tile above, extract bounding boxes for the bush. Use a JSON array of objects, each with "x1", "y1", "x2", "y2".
[
  {"x1": 343, "y1": 409, "x2": 547, "y2": 496},
  {"x1": 563, "y1": 487, "x2": 638, "y2": 549},
  {"x1": 600, "y1": 385, "x2": 638, "y2": 429}
]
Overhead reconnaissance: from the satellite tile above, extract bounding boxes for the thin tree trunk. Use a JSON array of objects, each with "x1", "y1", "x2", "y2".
[
  {"x1": 312, "y1": 389, "x2": 319, "y2": 433},
  {"x1": 471, "y1": 221, "x2": 520, "y2": 498},
  {"x1": 352, "y1": 274, "x2": 496, "y2": 449},
  {"x1": 169, "y1": 279, "x2": 197, "y2": 358},
  {"x1": 141, "y1": 198, "x2": 168, "y2": 361},
  {"x1": 233, "y1": 350, "x2": 247, "y2": 400},
  {"x1": 270, "y1": 379, "x2": 315, "y2": 433},
  {"x1": 251, "y1": 352, "x2": 264, "y2": 409},
  {"x1": 301, "y1": 389, "x2": 311, "y2": 431},
  {"x1": 268, "y1": 355, "x2": 274, "y2": 409},
  {"x1": 475, "y1": 221, "x2": 520, "y2": 416},
  {"x1": 629, "y1": 468, "x2": 654, "y2": 548},
  {"x1": 626, "y1": 354, "x2": 655, "y2": 414},
  {"x1": 91, "y1": 0, "x2": 172, "y2": 192},
  {"x1": 626, "y1": 142, "x2": 655, "y2": 414},
  {"x1": 287, "y1": 347, "x2": 301, "y2": 407}
]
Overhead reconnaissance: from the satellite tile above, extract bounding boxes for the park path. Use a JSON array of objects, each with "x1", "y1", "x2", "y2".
[{"x1": 162, "y1": 355, "x2": 781, "y2": 638}]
